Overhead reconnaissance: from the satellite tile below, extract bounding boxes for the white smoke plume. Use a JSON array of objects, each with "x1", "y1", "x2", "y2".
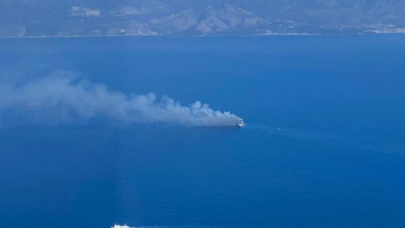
[{"x1": 0, "y1": 72, "x2": 240, "y2": 127}]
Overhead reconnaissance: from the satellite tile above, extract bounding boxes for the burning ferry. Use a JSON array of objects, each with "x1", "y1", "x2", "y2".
[{"x1": 238, "y1": 118, "x2": 245, "y2": 127}]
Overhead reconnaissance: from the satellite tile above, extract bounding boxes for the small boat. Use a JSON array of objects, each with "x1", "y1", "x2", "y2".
[
  {"x1": 238, "y1": 118, "x2": 245, "y2": 127},
  {"x1": 112, "y1": 224, "x2": 131, "y2": 228}
]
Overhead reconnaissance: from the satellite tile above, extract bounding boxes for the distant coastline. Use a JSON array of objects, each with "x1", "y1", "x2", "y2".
[{"x1": 1, "y1": 31, "x2": 405, "y2": 39}]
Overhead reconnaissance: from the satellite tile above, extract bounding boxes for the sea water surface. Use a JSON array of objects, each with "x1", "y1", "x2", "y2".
[{"x1": 1, "y1": 35, "x2": 405, "y2": 228}]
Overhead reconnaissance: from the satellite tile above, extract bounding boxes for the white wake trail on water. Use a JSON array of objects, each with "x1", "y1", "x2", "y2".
[
  {"x1": 243, "y1": 123, "x2": 281, "y2": 133},
  {"x1": 112, "y1": 225, "x2": 224, "y2": 228},
  {"x1": 0, "y1": 72, "x2": 240, "y2": 127}
]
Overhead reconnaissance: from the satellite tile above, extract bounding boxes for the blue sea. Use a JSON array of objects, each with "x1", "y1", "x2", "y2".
[{"x1": 1, "y1": 35, "x2": 405, "y2": 227}]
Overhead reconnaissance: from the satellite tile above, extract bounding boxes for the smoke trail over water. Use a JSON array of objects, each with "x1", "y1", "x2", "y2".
[{"x1": 0, "y1": 72, "x2": 240, "y2": 127}]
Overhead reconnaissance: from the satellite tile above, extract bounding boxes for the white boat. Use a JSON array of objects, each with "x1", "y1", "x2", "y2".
[
  {"x1": 112, "y1": 224, "x2": 131, "y2": 228},
  {"x1": 238, "y1": 118, "x2": 245, "y2": 127}
]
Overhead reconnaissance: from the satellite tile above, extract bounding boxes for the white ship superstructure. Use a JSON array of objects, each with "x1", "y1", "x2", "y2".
[
  {"x1": 238, "y1": 118, "x2": 245, "y2": 127},
  {"x1": 112, "y1": 224, "x2": 131, "y2": 228}
]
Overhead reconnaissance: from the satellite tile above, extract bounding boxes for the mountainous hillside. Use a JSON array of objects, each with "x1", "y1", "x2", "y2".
[{"x1": 1, "y1": 0, "x2": 405, "y2": 37}]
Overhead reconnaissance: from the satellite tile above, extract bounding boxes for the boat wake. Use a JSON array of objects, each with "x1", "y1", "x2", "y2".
[
  {"x1": 112, "y1": 225, "x2": 225, "y2": 228},
  {"x1": 243, "y1": 123, "x2": 281, "y2": 133},
  {"x1": 244, "y1": 123, "x2": 405, "y2": 154}
]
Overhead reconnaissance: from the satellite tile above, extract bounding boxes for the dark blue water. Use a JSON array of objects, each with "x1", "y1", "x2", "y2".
[{"x1": 1, "y1": 35, "x2": 405, "y2": 227}]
